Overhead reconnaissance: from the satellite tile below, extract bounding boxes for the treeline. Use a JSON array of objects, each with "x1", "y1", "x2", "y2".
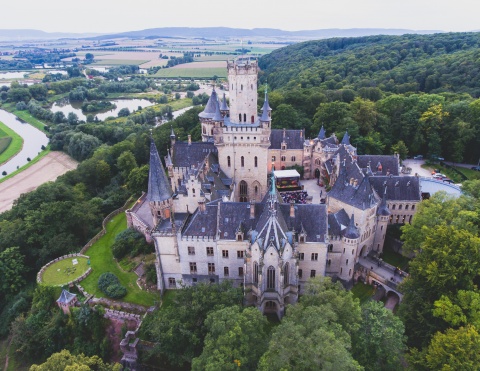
[
  {"x1": 140, "y1": 278, "x2": 405, "y2": 370},
  {"x1": 14, "y1": 50, "x2": 76, "y2": 65},
  {"x1": 165, "y1": 53, "x2": 194, "y2": 68}
]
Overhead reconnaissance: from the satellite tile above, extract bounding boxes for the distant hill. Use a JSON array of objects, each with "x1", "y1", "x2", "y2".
[
  {"x1": 258, "y1": 32, "x2": 480, "y2": 96},
  {"x1": 90, "y1": 27, "x2": 442, "y2": 40},
  {"x1": 0, "y1": 29, "x2": 101, "y2": 40}
]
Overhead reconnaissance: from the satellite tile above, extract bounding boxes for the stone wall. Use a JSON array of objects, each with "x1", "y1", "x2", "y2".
[{"x1": 37, "y1": 253, "x2": 91, "y2": 285}]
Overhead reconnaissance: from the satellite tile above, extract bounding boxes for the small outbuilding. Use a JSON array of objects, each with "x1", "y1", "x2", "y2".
[{"x1": 56, "y1": 289, "x2": 77, "y2": 314}]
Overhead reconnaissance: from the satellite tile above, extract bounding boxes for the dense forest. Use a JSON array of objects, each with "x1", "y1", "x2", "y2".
[{"x1": 258, "y1": 32, "x2": 480, "y2": 163}]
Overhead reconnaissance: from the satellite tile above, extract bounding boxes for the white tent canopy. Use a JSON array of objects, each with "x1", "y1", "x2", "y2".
[{"x1": 274, "y1": 169, "x2": 300, "y2": 179}]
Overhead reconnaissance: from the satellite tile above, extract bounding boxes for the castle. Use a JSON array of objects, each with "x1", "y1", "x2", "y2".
[{"x1": 127, "y1": 57, "x2": 421, "y2": 318}]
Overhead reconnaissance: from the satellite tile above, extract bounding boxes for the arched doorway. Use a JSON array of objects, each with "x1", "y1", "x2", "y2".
[{"x1": 239, "y1": 180, "x2": 248, "y2": 202}]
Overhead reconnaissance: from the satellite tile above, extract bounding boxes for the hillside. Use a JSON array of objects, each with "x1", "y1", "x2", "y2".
[{"x1": 259, "y1": 32, "x2": 480, "y2": 96}]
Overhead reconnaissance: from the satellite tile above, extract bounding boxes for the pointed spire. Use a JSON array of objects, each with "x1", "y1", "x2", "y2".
[
  {"x1": 170, "y1": 125, "x2": 175, "y2": 139},
  {"x1": 147, "y1": 137, "x2": 173, "y2": 202},
  {"x1": 341, "y1": 130, "x2": 350, "y2": 145},
  {"x1": 212, "y1": 97, "x2": 223, "y2": 122},
  {"x1": 260, "y1": 90, "x2": 272, "y2": 122},
  {"x1": 344, "y1": 213, "x2": 360, "y2": 239},
  {"x1": 165, "y1": 148, "x2": 173, "y2": 167},
  {"x1": 377, "y1": 186, "x2": 391, "y2": 216},
  {"x1": 318, "y1": 125, "x2": 326, "y2": 140},
  {"x1": 198, "y1": 88, "x2": 218, "y2": 119},
  {"x1": 220, "y1": 92, "x2": 229, "y2": 111}
]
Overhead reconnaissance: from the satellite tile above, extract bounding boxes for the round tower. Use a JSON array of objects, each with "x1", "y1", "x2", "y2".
[{"x1": 339, "y1": 214, "x2": 360, "y2": 282}]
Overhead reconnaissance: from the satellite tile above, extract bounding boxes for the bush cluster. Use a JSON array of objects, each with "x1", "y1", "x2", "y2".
[{"x1": 97, "y1": 272, "x2": 127, "y2": 299}]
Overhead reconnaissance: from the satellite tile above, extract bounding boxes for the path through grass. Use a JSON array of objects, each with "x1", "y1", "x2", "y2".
[{"x1": 80, "y1": 212, "x2": 158, "y2": 307}]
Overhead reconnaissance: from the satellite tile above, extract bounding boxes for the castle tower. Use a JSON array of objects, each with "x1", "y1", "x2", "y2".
[
  {"x1": 211, "y1": 57, "x2": 271, "y2": 202},
  {"x1": 373, "y1": 186, "x2": 390, "y2": 254},
  {"x1": 199, "y1": 88, "x2": 219, "y2": 142},
  {"x1": 227, "y1": 58, "x2": 258, "y2": 124},
  {"x1": 339, "y1": 214, "x2": 360, "y2": 282},
  {"x1": 147, "y1": 137, "x2": 174, "y2": 226}
]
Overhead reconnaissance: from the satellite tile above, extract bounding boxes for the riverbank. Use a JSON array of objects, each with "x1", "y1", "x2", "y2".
[
  {"x1": 0, "y1": 151, "x2": 78, "y2": 213},
  {"x1": 0, "y1": 120, "x2": 23, "y2": 166}
]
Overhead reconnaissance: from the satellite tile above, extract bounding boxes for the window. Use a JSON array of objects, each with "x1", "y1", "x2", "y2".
[
  {"x1": 206, "y1": 247, "x2": 214, "y2": 256},
  {"x1": 327, "y1": 259, "x2": 331, "y2": 266},
  {"x1": 284, "y1": 263, "x2": 289, "y2": 286},
  {"x1": 412, "y1": 205, "x2": 415, "y2": 210},
  {"x1": 328, "y1": 244, "x2": 333, "y2": 252},
  {"x1": 298, "y1": 269, "x2": 303, "y2": 279},
  {"x1": 188, "y1": 246, "x2": 195, "y2": 255},
  {"x1": 281, "y1": 156, "x2": 286, "y2": 162},
  {"x1": 222, "y1": 250, "x2": 229, "y2": 258},
  {"x1": 239, "y1": 181, "x2": 248, "y2": 202},
  {"x1": 168, "y1": 277, "x2": 176, "y2": 287},
  {"x1": 208, "y1": 263, "x2": 215, "y2": 274},
  {"x1": 267, "y1": 266, "x2": 275, "y2": 290},
  {"x1": 349, "y1": 269, "x2": 352, "y2": 276},
  {"x1": 237, "y1": 250, "x2": 244, "y2": 258},
  {"x1": 224, "y1": 267, "x2": 229, "y2": 276},
  {"x1": 291, "y1": 156, "x2": 296, "y2": 162},
  {"x1": 298, "y1": 253, "x2": 304, "y2": 261},
  {"x1": 227, "y1": 156, "x2": 231, "y2": 167},
  {"x1": 241, "y1": 156, "x2": 244, "y2": 167},
  {"x1": 405, "y1": 204, "x2": 409, "y2": 210},
  {"x1": 392, "y1": 204, "x2": 396, "y2": 210},
  {"x1": 310, "y1": 270, "x2": 316, "y2": 278},
  {"x1": 192, "y1": 277, "x2": 197, "y2": 283},
  {"x1": 241, "y1": 84, "x2": 243, "y2": 90},
  {"x1": 238, "y1": 267, "x2": 244, "y2": 276},
  {"x1": 352, "y1": 249, "x2": 354, "y2": 255},
  {"x1": 254, "y1": 156, "x2": 258, "y2": 167},
  {"x1": 311, "y1": 253, "x2": 318, "y2": 261},
  {"x1": 346, "y1": 259, "x2": 349, "y2": 265},
  {"x1": 244, "y1": 113, "x2": 246, "y2": 122},
  {"x1": 239, "y1": 113, "x2": 242, "y2": 122},
  {"x1": 190, "y1": 262, "x2": 197, "y2": 274},
  {"x1": 251, "y1": 115, "x2": 254, "y2": 123},
  {"x1": 399, "y1": 204, "x2": 403, "y2": 210},
  {"x1": 255, "y1": 185, "x2": 258, "y2": 195},
  {"x1": 254, "y1": 261, "x2": 259, "y2": 283},
  {"x1": 272, "y1": 156, "x2": 276, "y2": 162}
]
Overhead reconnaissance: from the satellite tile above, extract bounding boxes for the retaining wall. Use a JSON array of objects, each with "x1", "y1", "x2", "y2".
[{"x1": 37, "y1": 253, "x2": 91, "y2": 285}]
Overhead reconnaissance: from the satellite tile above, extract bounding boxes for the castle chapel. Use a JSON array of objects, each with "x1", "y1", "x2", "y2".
[{"x1": 127, "y1": 57, "x2": 421, "y2": 318}]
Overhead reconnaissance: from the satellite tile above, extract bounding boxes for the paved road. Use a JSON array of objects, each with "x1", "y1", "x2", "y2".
[
  {"x1": 0, "y1": 152, "x2": 78, "y2": 214},
  {"x1": 401, "y1": 159, "x2": 432, "y2": 177}
]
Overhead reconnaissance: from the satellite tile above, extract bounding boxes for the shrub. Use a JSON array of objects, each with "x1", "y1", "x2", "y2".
[
  {"x1": 98, "y1": 272, "x2": 127, "y2": 299},
  {"x1": 16, "y1": 101, "x2": 27, "y2": 110},
  {"x1": 112, "y1": 228, "x2": 152, "y2": 259}
]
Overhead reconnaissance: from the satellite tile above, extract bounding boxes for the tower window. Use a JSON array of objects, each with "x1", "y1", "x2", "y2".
[
  {"x1": 254, "y1": 156, "x2": 258, "y2": 167},
  {"x1": 267, "y1": 266, "x2": 275, "y2": 290},
  {"x1": 241, "y1": 156, "x2": 245, "y2": 167},
  {"x1": 188, "y1": 246, "x2": 195, "y2": 255},
  {"x1": 241, "y1": 84, "x2": 243, "y2": 90},
  {"x1": 227, "y1": 156, "x2": 231, "y2": 167},
  {"x1": 251, "y1": 115, "x2": 254, "y2": 123},
  {"x1": 206, "y1": 247, "x2": 214, "y2": 256},
  {"x1": 239, "y1": 113, "x2": 242, "y2": 122},
  {"x1": 254, "y1": 261, "x2": 259, "y2": 283},
  {"x1": 244, "y1": 113, "x2": 246, "y2": 122},
  {"x1": 284, "y1": 263, "x2": 289, "y2": 286}
]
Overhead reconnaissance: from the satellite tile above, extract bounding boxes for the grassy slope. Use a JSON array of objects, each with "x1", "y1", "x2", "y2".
[
  {"x1": 0, "y1": 120, "x2": 23, "y2": 165},
  {"x1": 80, "y1": 212, "x2": 158, "y2": 307},
  {"x1": 42, "y1": 257, "x2": 90, "y2": 286}
]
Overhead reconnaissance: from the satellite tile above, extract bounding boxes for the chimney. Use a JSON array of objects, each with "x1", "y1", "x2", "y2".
[
  {"x1": 283, "y1": 128, "x2": 286, "y2": 139},
  {"x1": 300, "y1": 130, "x2": 303, "y2": 139},
  {"x1": 350, "y1": 177, "x2": 354, "y2": 186},
  {"x1": 353, "y1": 179, "x2": 358, "y2": 187},
  {"x1": 198, "y1": 199, "x2": 206, "y2": 213},
  {"x1": 250, "y1": 200, "x2": 255, "y2": 219},
  {"x1": 290, "y1": 201, "x2": 295, "y2": 218},
  {"x1": 188, "y1": 134, "x2": 192, "y2": 145}
]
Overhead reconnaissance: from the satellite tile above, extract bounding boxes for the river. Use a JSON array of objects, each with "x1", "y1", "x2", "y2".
[{"x1": 0, "y1": 109, "x2": 49, "y2": 178}]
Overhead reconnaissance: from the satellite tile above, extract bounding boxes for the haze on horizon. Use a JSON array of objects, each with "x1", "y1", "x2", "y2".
[{"x1": 2, "y1": 0, "x2": 478, "y2": 34}]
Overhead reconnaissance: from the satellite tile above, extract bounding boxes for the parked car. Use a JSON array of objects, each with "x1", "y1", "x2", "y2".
[
  {"x1": 433, "y1": 173, "x2": 446, "y2": 179},
  {"x1": 413, "y1": 155, "x2": 424, "y2": 160},
  {"x1": 443, "y1": 178, "x2": 455, "y2": 184},
  {"x1": 432, "y1": 155, "x2": 445, "y2": 161},
  {"x1": 471, "y1": 166, "x2": 480, "y2": 171}
]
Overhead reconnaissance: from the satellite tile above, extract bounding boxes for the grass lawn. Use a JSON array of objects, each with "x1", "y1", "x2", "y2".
[
  {"x1": 11, "y1": 110, "x2": 49, "y2": 133},
  {"x1": 351, "y1": 282, "x2": 375, "y2": 304},
  {"x1": 0, "y1": 120, "x2": 23, "y2": 165},
  {"x1": 160, "y1": 290, "x2": 177, "y2": 309},
  {"x1": 93, "y1": 59, "x2": 149, "y2": 66},
  {"x1": 41, "y1": 256, "x2": 90, "y2": 286},
  {"x1": 153, "y1": 67, "x2": 227, "y2": 78},
  {"x1": 80, "y1": 212, "x2": 159, "y2": 307}
]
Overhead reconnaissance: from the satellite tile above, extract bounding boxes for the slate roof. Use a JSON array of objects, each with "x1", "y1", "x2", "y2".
[
  {"x1": 328, "y1": 161, "x2": 379, "y2": 210},
  {"x1": 172, "y1": 141, "x2": 217, "y2": 168},
  {"x1": 270, "y1": 129, "x2": 305, "y2": 150},
  {"x1": 344, "y1": 214, "x2": 360, "y2": 239},
  {"x1": 220, "y1": 92, "x2": 229, "y2": 111},
  {"x1": 369, "y1": 176, "x2": 421, "y2": 202},
  {"x1": 154, "y1": 212, "x2": 188, "y2": 233},
  {"x1": 130, "y1": 197, "x2": 154, "y2": 229},
  {"x1": 377, "y1": 186, "x2": 391, "y2": 216},
  {"x1": 212, "y1": 98, "x2": 224, "y2": 122},
  {"x1": 280, "y1": 203, "x2": 327, "y2": 242},
  {"x1": 319, "y1": 135, "x2": 338, "y2": 148},
  {"x1": 199, "y1": 89, "x2": 218, "y2": 119},
  {"x1": 183, "y1": 203, "x2": 219, "y2": 237},
  {"x1": 199, "y1": 153, "x2": 232, "y2": 201},
  {"x1": 341, "y1": 131, "x2": 350, "y2": 145},
  {"x1": 328, "y1": 209, "x2": 350, "y2": 236},
  {"x1": 318, "y1": 126, "x2": 326, "y2": 140},
  {"x1": 357, "y1": 155, "x2": 399, "y2": 176},
  {"x1": 57, "y1": 289, "x2": 76, "y2": 304},
  {"x1": 217, "y1": 202, "x2": 263, "y2": 240},
  {"x1": 260, "y1": 92, "x2": 272, "y2": 122},
  {"x1": 147, "y1": 138, "x2": 173, "y2": 202}
]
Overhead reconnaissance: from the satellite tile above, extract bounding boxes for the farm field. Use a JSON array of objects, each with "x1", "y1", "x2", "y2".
[
  {"x1": 153, "y1": 61, "x2": 227, "y2": 78},
  {"x1": 0, "y1": 120, "x2": 23, "y2": 165}
]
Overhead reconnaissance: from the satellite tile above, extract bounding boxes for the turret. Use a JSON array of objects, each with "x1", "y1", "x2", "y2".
[
  {"x1": 220, "y1": 92, "x2": 229, "y2": 117},
  {"x1": 373, "y1": 186, "x2": 390, "y2": 255},
  {"x1": 318, "y1": 125, "x2": 326, "y2": 140},
  {"x1": 227, "y1": 57, "x2": 258, "y2": 124},
  {"x1": 170, "y1": 126, "x2": 175, "y2": 147},
  {"x1": 339, "y1": 213, "x2": 359, "y2": 282},
  {"x1": 341, "y1": 130, "x2": 350, "y2": 145},
  {"x1": 260, "y1": 91, "x2": 272, "y2": 124}
]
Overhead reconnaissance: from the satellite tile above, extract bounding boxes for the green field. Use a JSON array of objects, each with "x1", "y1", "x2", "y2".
[
  {"x1": 153, "y1": 67, "x2": 226, "y2": 78},
  {"x1": 80, "y1": 211, "x2": 158, "y2": 307},
  {"x1": 42, "y1": 256, "x2": 90, "y2": 286},
  {"x1": 10, "y1": 109, "x2": 49, "y2": 133},
  {"x1": 0, "y1": 120, "x2": 23, "y2": 165}
]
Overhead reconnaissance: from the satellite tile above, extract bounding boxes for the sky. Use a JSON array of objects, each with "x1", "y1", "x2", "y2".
[{"x1": 2, "y1": 0, "x2": 479, "y2": 34}]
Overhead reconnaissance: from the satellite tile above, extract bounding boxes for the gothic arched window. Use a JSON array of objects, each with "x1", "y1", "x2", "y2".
[
  {"x1": 267, "y1": 266, "x2": 275, "y2": 290},
  {"x1": 284, "y1": 263, "x2": 289, "y2": 286},
  {"x1": 254, "y1": 156, "x2": 258, "y2": 167},
  {"x1": 239, "y1": 180, "x2": 248, "y2": 202},
  {"x1": 241, "y1": 156, "x2": 245, "y2": 167},
  {"x1": 251, "y1": 115, "x2": 254, "y2": 123},
  {"x1": 254, "y1": 261, "x2": 259, "y2": 283}
]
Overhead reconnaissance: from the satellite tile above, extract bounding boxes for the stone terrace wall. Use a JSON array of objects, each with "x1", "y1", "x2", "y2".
[{"x1": 37, "y1": 253, "x2": 91, "y2": 285}]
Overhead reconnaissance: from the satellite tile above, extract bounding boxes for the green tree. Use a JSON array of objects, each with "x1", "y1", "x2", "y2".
[
  {"x1": 0, "y1": 247, "x2": 27, "y2": 297},
  {"x1": 352, "y1": 301, "x2": 406, "y2": 371},
  {"x1": 116, "y1": 150, "x2": 137, "y2": 180},
  {"x1": 351, "y1": 97, "x2": 377, "y2": 136},
  {"x1": 391, "y1": 140, "x2": 409, "y2": 160},
  {"x1": 192, "y1": 306, "x2": 270, "y2": 371},
  {"x1": 30, "y1": 349, "x2": 120, "y2": 371},
  {"x1": 127, "y1": 165, "x2": 149, "y2": 196}
]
